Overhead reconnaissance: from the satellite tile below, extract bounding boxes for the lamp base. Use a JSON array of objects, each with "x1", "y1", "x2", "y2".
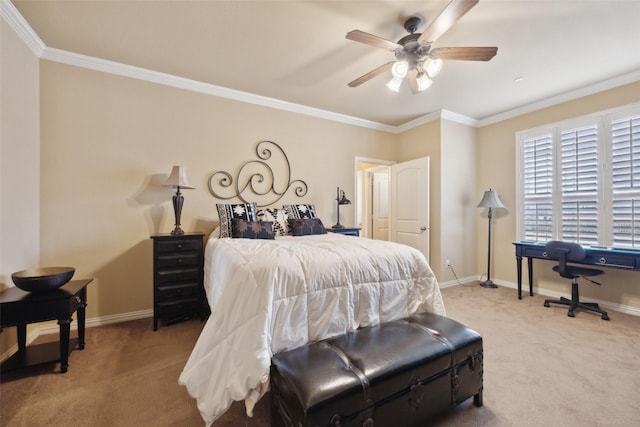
[
  {"x1": 479, "y1": 279, "x2": 498, "y2": 288},
  {"x1": 332, "y1": 224, "x2": 345, "y2": 229},
  {"x1": 171, "y1": 226, "x2": 185, "y2": 235}
]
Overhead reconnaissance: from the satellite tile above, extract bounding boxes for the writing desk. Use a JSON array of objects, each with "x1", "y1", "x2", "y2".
[{"x1": 513, "y1": 242, "x2": 640, "y2": 299}]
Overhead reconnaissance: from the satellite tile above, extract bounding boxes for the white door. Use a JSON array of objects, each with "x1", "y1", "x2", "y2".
[
  {"x1": 371, "y1": 167, "x2": 390, "y2": 240},
  {"x1": 390, "y1": 157, "x2": 430, "y2": 260}
]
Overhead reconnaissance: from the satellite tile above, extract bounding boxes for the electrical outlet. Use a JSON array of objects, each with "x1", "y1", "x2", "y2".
[{"x1": 445, "y1": 259, "x2": 451, "y2": 268}]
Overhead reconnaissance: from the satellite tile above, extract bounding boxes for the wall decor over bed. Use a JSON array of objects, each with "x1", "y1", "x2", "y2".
[{"x1": 208, "y1": 140, "x2": 308, "y2": 207}]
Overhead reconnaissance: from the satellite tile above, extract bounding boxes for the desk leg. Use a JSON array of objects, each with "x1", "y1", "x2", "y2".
[
  {"x1": 516, "y1": 256, "x2": 523, "y2": 299},
  {"x1": 58, "y1": 318, "x2": 71, "y2": 373},
  {"x1": 527, "y1": 257, "x2": 534, "y2": 296}
]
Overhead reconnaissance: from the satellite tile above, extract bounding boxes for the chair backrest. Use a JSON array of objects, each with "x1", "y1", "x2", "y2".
[
  {"x1": 545, "y1": 241, "x2": 587, "y2": 277},
  {"x1": 544, "y1": 241, "x2": 587, "y2": 262}
]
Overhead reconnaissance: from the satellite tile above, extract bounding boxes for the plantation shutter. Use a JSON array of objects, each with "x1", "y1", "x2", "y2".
[
  {"x1": 522, "y1": 134, "x2": 553, "y2": 241},
  {"x1": 560, "y1": 124, "x2": 599, "y2": 245},
  {"x1": 611, "y1": 115, "x2": 640, "y2": 247}
]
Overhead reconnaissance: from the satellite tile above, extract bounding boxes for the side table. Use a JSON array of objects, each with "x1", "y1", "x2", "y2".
[
  {"x1": 0, "y1": 279, "x2": 92, "y2": 373},
  {"x1": 327, "y1": 227, "x2": 361, "y2": 237}
]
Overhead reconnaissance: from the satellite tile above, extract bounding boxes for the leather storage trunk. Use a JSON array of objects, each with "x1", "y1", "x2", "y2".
[{"x1": 270, "y1": 313, "x2": 483, "y2": 427}]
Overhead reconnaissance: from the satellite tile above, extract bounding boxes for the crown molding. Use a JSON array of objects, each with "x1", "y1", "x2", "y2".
[
  {"x1": 1, "y1": 0, "x2": 45, "y2": 56},
  {"x1": 41, "y1": 47, "x2": 398, "y2": 134},
  {"x1": 477, "y1": 69, "x2": 640, "y2": 127}
]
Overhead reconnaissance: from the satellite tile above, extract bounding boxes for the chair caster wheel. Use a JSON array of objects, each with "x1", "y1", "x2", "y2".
[
  {"x1": 568, "y1": 311, "x2": 575, "y2": 317},
  {"x1": 602, "y1": 314, "x2": 609, "y2": 320}
]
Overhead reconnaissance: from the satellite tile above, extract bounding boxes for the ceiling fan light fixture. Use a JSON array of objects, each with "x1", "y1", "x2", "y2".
[
  {"x1": 423, "y1": 58, "x2": 443, "y2": 78},
  {"x1": 416, "y1": 73, "x2": 432, "y2": 92},
  {"x1": 391, "y1": 61, "x2": 409, "y2": 79},
  {"x1": 386, "y1": 77, "x2": 403, "y2": 92}
]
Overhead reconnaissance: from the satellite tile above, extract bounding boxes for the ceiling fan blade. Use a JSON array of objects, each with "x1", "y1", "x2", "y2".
[
  {"x1": 418, "y1": 0, "x2": 479, "y2": 44},
  {"x1": 348, "y1": 61, "x2": 395, "y2": 87},
  {"x1": 346, "y1": 30, "x2": 403, "y2": 51},
  {"x1": 408, "y1": 69, "x2": 420, "y2": 94},
  {"x1": 430, "y1": 46, "x2": 498, "y2": 61}
]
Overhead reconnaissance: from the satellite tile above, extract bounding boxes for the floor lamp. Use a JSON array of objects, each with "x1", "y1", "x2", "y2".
[{"x1": 477, "y1": 188, "x2": 505, "y2": 288}]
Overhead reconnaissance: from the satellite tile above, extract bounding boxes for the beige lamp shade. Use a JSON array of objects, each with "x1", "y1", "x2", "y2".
[
  {"x1": 163, "y1": 166, "x2": 195, "y2": 189},
  {"x1": 477, "y1": 189, "x2": 505, "y2": 209}
]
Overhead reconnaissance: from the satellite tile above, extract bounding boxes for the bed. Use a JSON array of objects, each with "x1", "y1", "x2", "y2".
[{"x1": 178, "y1": 228, "x2": 446, "y2": 426}]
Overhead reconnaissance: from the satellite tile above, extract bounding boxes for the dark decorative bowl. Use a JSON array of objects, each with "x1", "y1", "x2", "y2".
[{"x1": 11, "y1": 267, "x2": 75, "y2": 293}]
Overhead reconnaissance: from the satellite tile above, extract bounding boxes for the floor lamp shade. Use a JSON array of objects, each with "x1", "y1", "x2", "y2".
[
  {"x1": 163, "y1": 166, "x2": 195, "y2": 235},
  {"x1": 477, "y1": 189, "x2": 505, "y2": 288}
]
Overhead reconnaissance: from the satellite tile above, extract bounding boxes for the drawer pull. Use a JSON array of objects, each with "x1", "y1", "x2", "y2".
[
  {"x1": 177, "y1": 244, "x2": 183, "y2": 249},
  {"x1": 177, "y1": 259, "x2": 183, "y2": 264},
  {"x1": 542, "y1": 251, "x2": 548, "y2": 257},
  {"x1": 599, "y1": 257, "x2": 606, "y2": 264}
]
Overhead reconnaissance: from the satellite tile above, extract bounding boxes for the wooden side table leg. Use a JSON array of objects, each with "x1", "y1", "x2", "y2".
[
  {"x1": 77, "y1": 292, "x2": 87, "y2": 350},
  {"x1": 17, "y1": 324, "x2": 27, "y2": 352},
  {"x1": 58, "y1": 318, "x2": 71, "y2": 373}
]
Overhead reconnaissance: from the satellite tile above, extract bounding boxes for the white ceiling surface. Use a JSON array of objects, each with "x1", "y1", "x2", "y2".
[{"x1": 11, "y1": 0, "x2": 640, "y2": 127}]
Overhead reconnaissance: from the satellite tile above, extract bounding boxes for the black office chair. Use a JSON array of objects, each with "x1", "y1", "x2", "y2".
[{"x1": 543, "y1": 241, "x2": 609, "y2": 320}]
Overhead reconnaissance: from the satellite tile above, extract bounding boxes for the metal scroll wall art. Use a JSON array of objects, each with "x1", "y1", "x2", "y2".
[{"x1": 208, "y1": 141, "x2": 308, "y2": 207}]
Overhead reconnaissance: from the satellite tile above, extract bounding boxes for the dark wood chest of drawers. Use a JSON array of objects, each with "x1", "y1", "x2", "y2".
[{"x1": 151, "y1": 233, "x2": 206, "y2": 330}]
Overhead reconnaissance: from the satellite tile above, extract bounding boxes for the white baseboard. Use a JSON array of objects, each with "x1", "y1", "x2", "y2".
[{"x1": 1, "y1": 310, "x2": 153, "y2": 363}]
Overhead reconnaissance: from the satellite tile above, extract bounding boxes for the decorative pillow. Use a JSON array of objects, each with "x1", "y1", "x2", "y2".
[
  {"x1": 288, "y1": 218, "x2": 327, "y2": 236},
  {"x1": 231, "y1": 219, "x2": 275, "y2": 240},
  {"x1": 216, "y1": 202, "x2": 258, "y2": 238},
  {"x1": 283, "y1": 204, "x2": 318, "y2": 220},
  {"x1": 257, "y1": 208, "x2": 289, "y2": 236}
]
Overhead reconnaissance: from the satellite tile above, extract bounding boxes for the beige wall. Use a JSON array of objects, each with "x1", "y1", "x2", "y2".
[
  {"x1": 38, "y1": 60, "x2": 398, "y2": 322},
  {"x1": 440, "y1": 119, "x2": 477, "y2": 280},
  {"x1": 477, "y1": 81, "x2": 640, "y2": 309},
  {"x1": 0, "y1": 20, "x2": 40, "y2": 352}
]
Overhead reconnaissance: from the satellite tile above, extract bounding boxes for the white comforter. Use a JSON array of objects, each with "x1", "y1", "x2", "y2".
[{"x1": 178, "y1": 232, "x2": 445, "y2": 426}]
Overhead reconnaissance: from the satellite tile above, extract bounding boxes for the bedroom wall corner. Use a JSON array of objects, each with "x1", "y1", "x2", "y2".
[{"x1": 0, "y1": 18, "x2": 41, "y2": 355}]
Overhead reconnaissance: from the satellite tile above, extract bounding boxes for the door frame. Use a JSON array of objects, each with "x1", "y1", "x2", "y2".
[{"x1": 354, "y1": 157, "x2": 395, "y2": 238}]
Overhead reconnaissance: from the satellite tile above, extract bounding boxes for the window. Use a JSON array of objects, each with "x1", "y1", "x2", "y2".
[{"x1": 517, "y1": 103, "x2": 640, "y2": 249}]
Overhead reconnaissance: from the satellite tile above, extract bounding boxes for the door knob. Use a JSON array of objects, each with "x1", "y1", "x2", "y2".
[{"x1": 420, "y1": 226, "x2": 427, "y2": 231}]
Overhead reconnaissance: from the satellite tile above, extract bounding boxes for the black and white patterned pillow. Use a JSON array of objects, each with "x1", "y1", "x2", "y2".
[
  {"x1": 283, "y1": 204, "x2": 318, "y2": 220},
  {"x1": 216, "y1": 202, "x2": 258, "y2": 238},
  {"x1": 257, "y1": 208, "x2": 289, "y2": 236},
  {"x1": 288, "y1": 218, "x2": 327, "y2": 236},
  {"x1": 231, "y1": 219, "x2": 275, "y2": 240}
]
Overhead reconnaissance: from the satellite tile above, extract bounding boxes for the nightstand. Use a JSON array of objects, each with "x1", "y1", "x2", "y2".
[
  {"x1": 327, "y1": 227, "x2": 361, "y2": 237},
  {"x1": 150, "y1": 233, "x2": 206, "y2": 330}
]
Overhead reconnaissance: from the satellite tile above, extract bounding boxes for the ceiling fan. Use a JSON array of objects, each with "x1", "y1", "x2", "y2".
[{"x1": 346, "y1": 0, "x2": 497, "y2": 93}]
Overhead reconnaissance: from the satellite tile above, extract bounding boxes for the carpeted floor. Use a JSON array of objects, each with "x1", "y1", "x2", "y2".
[{"x1": 2, "y1": 284, "x2": 640, "y2": 426}]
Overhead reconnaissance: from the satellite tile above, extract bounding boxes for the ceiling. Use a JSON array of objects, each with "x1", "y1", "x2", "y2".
[{"x1": 11, "y1": 0, "x2": 640, "y2": 127}]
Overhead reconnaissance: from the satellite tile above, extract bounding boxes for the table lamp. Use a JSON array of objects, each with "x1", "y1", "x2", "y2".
[
  {"x1": 163, "y1": 166, "x2": 195, "y2": 235},
  {"x1": 332, "y1": 187, "x2": 351, "y2": 229}
]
